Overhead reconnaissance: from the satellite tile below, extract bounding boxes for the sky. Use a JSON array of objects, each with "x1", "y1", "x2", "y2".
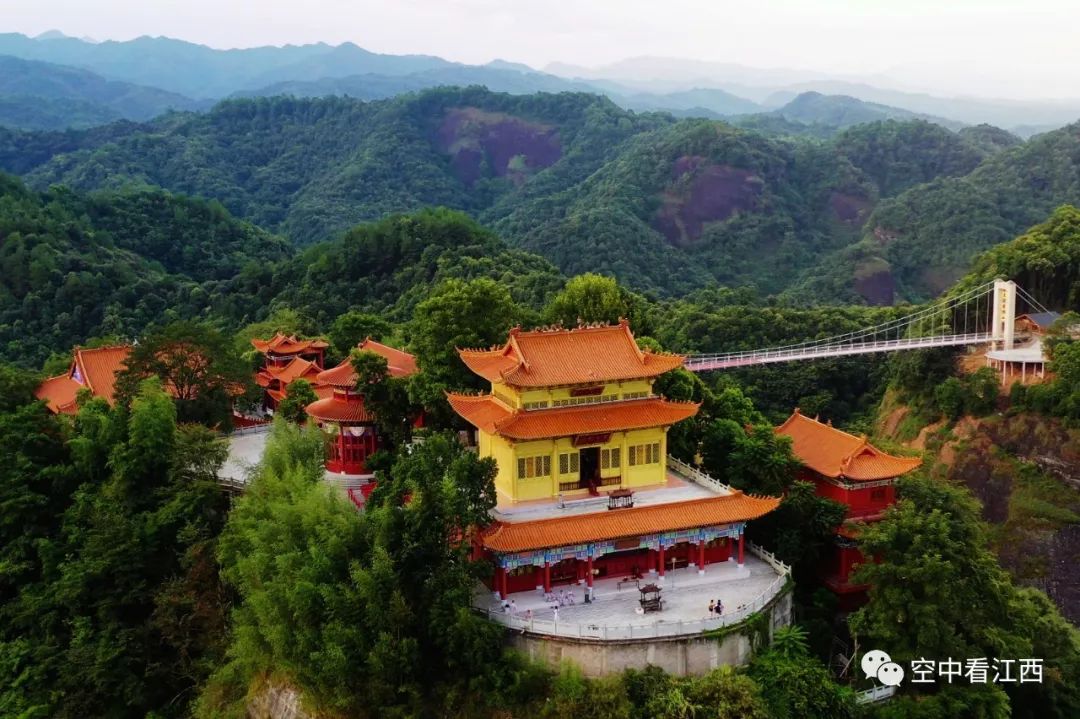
[{"x1": 6, "y1": 0, "x2": 1080, "y2": 100}]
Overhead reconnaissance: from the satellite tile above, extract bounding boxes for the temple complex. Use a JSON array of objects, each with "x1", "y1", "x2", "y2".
[
  {"x1": 775, "y1": 410, "x2": 921, "y2": 607},
  {"x1": 450, "y1": 321, "x2": 782, "y2": 604},
  {"x1": 35, "y1": 345, "x2": 133, "y2": 413}
]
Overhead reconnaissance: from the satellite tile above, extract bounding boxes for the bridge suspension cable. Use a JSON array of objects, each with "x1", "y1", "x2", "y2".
[{"x1": 683, "y1": 279, "x2": 1044, "y2": 372}]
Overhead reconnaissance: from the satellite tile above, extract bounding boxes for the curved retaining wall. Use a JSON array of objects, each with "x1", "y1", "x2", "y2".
[{"x1": 507, "y1": 581, "x2": 792, "y2": 677}]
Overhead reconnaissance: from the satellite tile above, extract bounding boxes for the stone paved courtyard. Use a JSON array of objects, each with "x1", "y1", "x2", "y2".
[{"x1": 476, "y1": 554, "x2": 783, "y2": 633}]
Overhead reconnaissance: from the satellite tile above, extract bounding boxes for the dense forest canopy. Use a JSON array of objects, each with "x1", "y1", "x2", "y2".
[{"x1": 0, "y1": 86, "x2": 1037, "y2": 302}]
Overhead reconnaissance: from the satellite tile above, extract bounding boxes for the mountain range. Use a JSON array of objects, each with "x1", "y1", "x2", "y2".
[
  {"x1": 1, "y1": 32, "x2": 1078, "y2": 136},
  {"x1": 0, "y1": 85, "x2": 1039, "y2": 304},
  {"x1": 3, "y1": 31, "x2": 1080, "y2": 311}
]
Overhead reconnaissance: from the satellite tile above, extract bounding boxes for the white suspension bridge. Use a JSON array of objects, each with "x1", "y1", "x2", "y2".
[{"x1": 684, "y1": 280, "x2": 1050, "y2": 372}]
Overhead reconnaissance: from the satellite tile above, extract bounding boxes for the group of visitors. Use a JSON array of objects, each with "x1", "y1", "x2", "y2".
[
  {"x1": 544, "y1": 589, "x2": 577, "y2": 606},
  {"x1": 708, "y1": 599, "x2": 724, "y2": 615}
]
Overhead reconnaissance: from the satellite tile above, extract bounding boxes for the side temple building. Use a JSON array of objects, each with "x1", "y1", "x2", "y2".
[{"x1": 776, "y1": 410, "x2": 921, "y2": 607}]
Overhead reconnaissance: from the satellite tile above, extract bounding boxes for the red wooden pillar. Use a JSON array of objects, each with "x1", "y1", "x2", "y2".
[
  {"x1": 501, "y1": 568, "x2": 509, "y2": 598},
  {"x1": 534, "y1": 564, "x2": 542, "y2": 590},
  {"x1": 586, "y1": 555, "x2": 594, "y2": 590},
  {"x1": 543, "y1": 562, "x2": 552, "y2": 593},
  {"x1": 738, "y1": 531, "x2": 745, "y2": 565},
  {"x1": 658, "y1": 545, "x2": 666, "y2": 578},
  {"x1": 698, "y1": 540, "x2": 706, "y2": 574},
  {"x1": 495, "y1": 566, "x2": 506, "y2": 599},
  {"x1": 337, "y1": 426, "x2": 346, "y2": 470}
]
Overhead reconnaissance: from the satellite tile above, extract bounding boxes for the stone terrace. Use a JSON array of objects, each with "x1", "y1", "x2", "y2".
[{"x1": 475, "y1": 551, "x2": 788, "y2": 640}]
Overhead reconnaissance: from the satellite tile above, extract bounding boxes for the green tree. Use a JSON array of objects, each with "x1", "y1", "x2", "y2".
[
  {"x1": 965, "y1": 366, "x2": 1000, "y2": 416},
  {"x1": 117, "y1": 321, "x2": 251, "y2": 428},
  {"x1": 850, "y1": 475, "x2": 1080, "y2": 717},
  {"x1": 0, "y1": 379, "x2": 230, "y2": 718},
  {"x1": 934, "y1": 377, "x2": 968, "y2": 420},
  {"x1": 351, "y1": 349, "x2": 414, "y2": 447},
  {"x1": 701, "y1": 420, "x2": 799, "y2": 495},
  {"x1": 749, "y1": 481, "x2": 846, "y2": 584},
  {"x1": 408, "y1": 278, "x2": 522, "y2": 424},
  {"x1": 329, "y1": 310, "x2": 393, "y2": 356},
  {"x1": 277, "y1": 378, "x2": 318, "y2": 424},
  {"x1": 544, "y1": 273, "x2": 650, "y2": 332},
  {"x1": 747, "y1": 647, "x2": 858, "y2": 719}
]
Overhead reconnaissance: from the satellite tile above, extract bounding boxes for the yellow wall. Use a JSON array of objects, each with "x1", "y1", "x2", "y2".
[{"x1": 484, "y1": 425, "x2": 669, "y2": 502}]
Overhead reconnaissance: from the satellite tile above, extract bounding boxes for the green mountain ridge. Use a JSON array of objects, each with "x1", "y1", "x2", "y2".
[
  {"x1": 0, "y1": 88, "x2": 1004, "y2": 300},
  {"x1": 789, "y1": 121, "x2": 1080, "y2": 304},
  {"x1": 0, "y1": 54, "x2": 205, "y2": 128}
]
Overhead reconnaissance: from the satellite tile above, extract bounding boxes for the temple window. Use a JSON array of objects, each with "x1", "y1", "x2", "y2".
[
  {"x1": 601, "y1": 448, "x2": 621, "y2": 469},
  {"x1": 552, "y1": 393, "x2": 619, "y2": 407},
  {"x1": 518, "y1": 455, "x2": 552, "y2": 479},
  {"x1": 559, "y1": 452, "x2": 580, "y2": 475},
  {"x1": 629, "y1": 443, "x2": 661, "y2": 466}
]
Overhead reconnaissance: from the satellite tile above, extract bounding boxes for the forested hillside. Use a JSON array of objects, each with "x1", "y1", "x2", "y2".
[
  {"x1": 0, "y1": 54, "x2": 204, "y2": 130},
  {"x1": 0, "y1": 176, "x2": 290, "y2": 364},
  {"x1": 791, "y1": 122, "x2": 1080, "y2": 304},
  {"x1": 0, "y1": 87, "x2": 1010, "y2": 299}
]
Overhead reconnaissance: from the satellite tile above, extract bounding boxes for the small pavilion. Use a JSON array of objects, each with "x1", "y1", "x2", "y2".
[
  {"x1": 304, "y1": 338, "x2": 420, "y2": 477},
  {"x1": 252, "y1": 333, "x2": 330, "y2": 410}
]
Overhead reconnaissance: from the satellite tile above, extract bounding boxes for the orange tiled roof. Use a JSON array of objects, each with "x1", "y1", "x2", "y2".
[
  {"x1": 35, "y1": 345, "x2": 132, "y2": 414},
  {"x1": 458, "y1": 320, "x2": 684, "y2": 388},
  {"x1": 264, "y1": 357, "x2": 321, "y2": 384},
  {"x1": 305, "y1": 394, "x2": 374, "y2": 424},
  {"x1": 251, "y1": 332, "x2": 328, "y2": 356},
  {"x1": 74, "y1": 345, "x2": 131, "y2": 405},
  {"x1": 775, "y1": 410, "x2": 921, "y2": 482},
  {"x1": 482, "y1": 492, "x2": 780, "y2": 552},
  {"x1": 316, "y1": 360, "x2": 356, "y2": 388},
  {"x1": 447, "y1": 394, "x2": 698, "y2": 440},
  {"x1": 316, "y1": 340, "x2": 418, "y2": 388},
  {"x1": 35, "y1": 374, "x2": 82, "y2": 414},
  {"x1": 358, "y1": 338, "x2": 418, "y2": 377}
]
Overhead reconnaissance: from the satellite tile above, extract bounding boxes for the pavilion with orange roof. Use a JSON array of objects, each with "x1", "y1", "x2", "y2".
[
  {"x1": 776, "y1": 409, "x2": 922, "y2": 605},
  {"x1": 449, "y1": 320, "x2": 782, "y2": 599},
  {"x1": 251, "y1": 333, "x2": 330, "y2": 410},
  {"x1": 304, "y1": 338, "x2": 420, "y2": 477},
  {"x1": 35, "y1": 345, "x2": 133, "y2": 414}
]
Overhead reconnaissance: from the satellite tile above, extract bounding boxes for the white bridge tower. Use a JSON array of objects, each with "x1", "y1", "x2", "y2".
[{"x1": 990, "y1": 279, "x2": 1018, "y2": 350}]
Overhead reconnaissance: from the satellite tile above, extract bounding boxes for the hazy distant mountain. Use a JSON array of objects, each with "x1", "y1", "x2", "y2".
[
  {"x1": 0, "y1": 33, "x2": 458, "y2": 98},
  {"x1": 614, "y1": 87, "x2": 762, "y2": 116},
  {"x1": 768, "y1": 92, "x2": 963, "y2": 130},
  {"x1": 545, "y1": 56, "x2": 835, "y2": 93},
  {"x1": 239, "y1": 65, "x2": 600, "y2": 100},
  {"x1": 547, "y1": 56, "x2": 1080, "y2": 134},
  {"x1": 0, "y1": 95, "x2": 119, "y2": 131},
  {"x1": 0, "y1": 54, "x2": 204, "y2": 129},
  {"x1": 761, "y1": 80, "x2": 1080, "y2": 135}
]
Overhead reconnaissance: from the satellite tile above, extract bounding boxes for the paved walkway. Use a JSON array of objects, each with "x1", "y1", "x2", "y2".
[{"x1": 476, "y1": 554, "x2": 780, "y2": 628}]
